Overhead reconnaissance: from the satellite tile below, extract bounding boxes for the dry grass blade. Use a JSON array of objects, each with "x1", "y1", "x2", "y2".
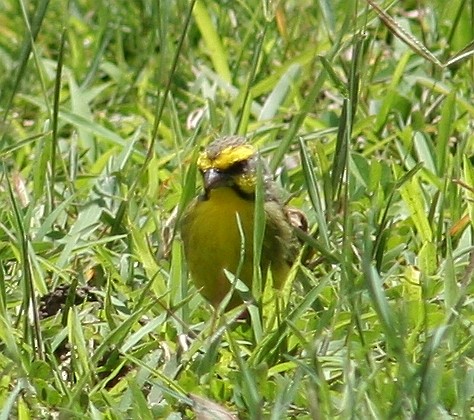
[
  {"x1": 445, "y1": 39, "x2": 474, "y2": 67},
  {"x1": 365, "y1": 0, "x2": 443, "y2": 67},
  {"x1": 190, "y1": 394, "x2": 239, "y2": 420}
]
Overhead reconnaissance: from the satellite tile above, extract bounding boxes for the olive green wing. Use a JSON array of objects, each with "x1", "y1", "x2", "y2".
[{"x1": 262, "y1": 200, "x2": 300, "y2": 288}]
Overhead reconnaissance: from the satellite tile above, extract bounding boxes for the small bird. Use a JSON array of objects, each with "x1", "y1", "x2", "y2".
[{"x1": 180, "y1": 136, "x2": 300, "y2": 310}]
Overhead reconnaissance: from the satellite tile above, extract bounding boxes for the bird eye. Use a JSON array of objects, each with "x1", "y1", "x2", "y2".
[{"x1": 226, "y1": 161, "x2": 246, "y2": 174}]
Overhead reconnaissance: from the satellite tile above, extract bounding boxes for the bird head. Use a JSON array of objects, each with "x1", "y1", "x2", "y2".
[{"x1": 197, "y1": 136, "x2": 259, "y2": 198}]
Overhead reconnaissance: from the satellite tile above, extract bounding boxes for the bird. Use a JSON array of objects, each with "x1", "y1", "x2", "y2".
[{"x1": 180, "y1": 135, "x2": 300, "y2": 311}]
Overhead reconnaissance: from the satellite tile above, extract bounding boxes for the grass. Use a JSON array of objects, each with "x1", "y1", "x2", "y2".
[{"x1": 1, "y1": 0, "x2": 474, "y2": 418}]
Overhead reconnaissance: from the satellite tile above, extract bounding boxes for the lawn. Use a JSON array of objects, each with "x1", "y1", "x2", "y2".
[{"x1": 1, "y1": 0, "x2": 474, "y2": 418}]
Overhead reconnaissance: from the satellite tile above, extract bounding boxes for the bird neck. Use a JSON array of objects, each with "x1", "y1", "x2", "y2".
[{"x1": 202, "y1": 186, "x2": 255, "y2": 202}]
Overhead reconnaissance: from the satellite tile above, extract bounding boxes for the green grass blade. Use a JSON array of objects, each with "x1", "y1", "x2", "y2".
[
  {"x1": 298, "y1": 136, "x2": 329, "y2": 248},
  {"x1": 399, "y1": 176, "x2": 433, "y2": 243},
  {"x1": 0, "y1": 0, "x2": 50, "y2": 128},
  {"x1": 192, "y1": 0, "x2": 232, "y2": 84}
]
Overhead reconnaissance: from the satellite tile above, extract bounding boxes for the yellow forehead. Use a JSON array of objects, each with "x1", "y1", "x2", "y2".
[{"x1": 197, "y1": 144, "x2": 255, "y2": 171}]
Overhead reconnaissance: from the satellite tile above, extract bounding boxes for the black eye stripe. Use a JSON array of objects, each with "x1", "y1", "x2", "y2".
[{"x1": 225, "y1": 161, "x2": 246, "y2": 174}]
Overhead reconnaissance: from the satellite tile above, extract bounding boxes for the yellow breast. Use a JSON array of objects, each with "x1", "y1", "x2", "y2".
[{"x1": 181, "y1": 187, "x2": 256, "y2": 308}]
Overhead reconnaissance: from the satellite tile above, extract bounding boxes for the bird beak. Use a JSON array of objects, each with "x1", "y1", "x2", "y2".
[{"x1": 203, "y1": 168, "x2": 231, "y2": 191}]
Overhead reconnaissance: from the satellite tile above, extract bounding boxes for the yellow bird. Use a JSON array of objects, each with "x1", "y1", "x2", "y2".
[{"x1": 180, "y1": 136, "x2": 300, "y2": 310}]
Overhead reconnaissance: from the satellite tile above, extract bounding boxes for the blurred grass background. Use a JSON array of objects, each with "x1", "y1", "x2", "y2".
[{"x1": 1, "y1": 0, "x2": 474, "y2": 418}]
